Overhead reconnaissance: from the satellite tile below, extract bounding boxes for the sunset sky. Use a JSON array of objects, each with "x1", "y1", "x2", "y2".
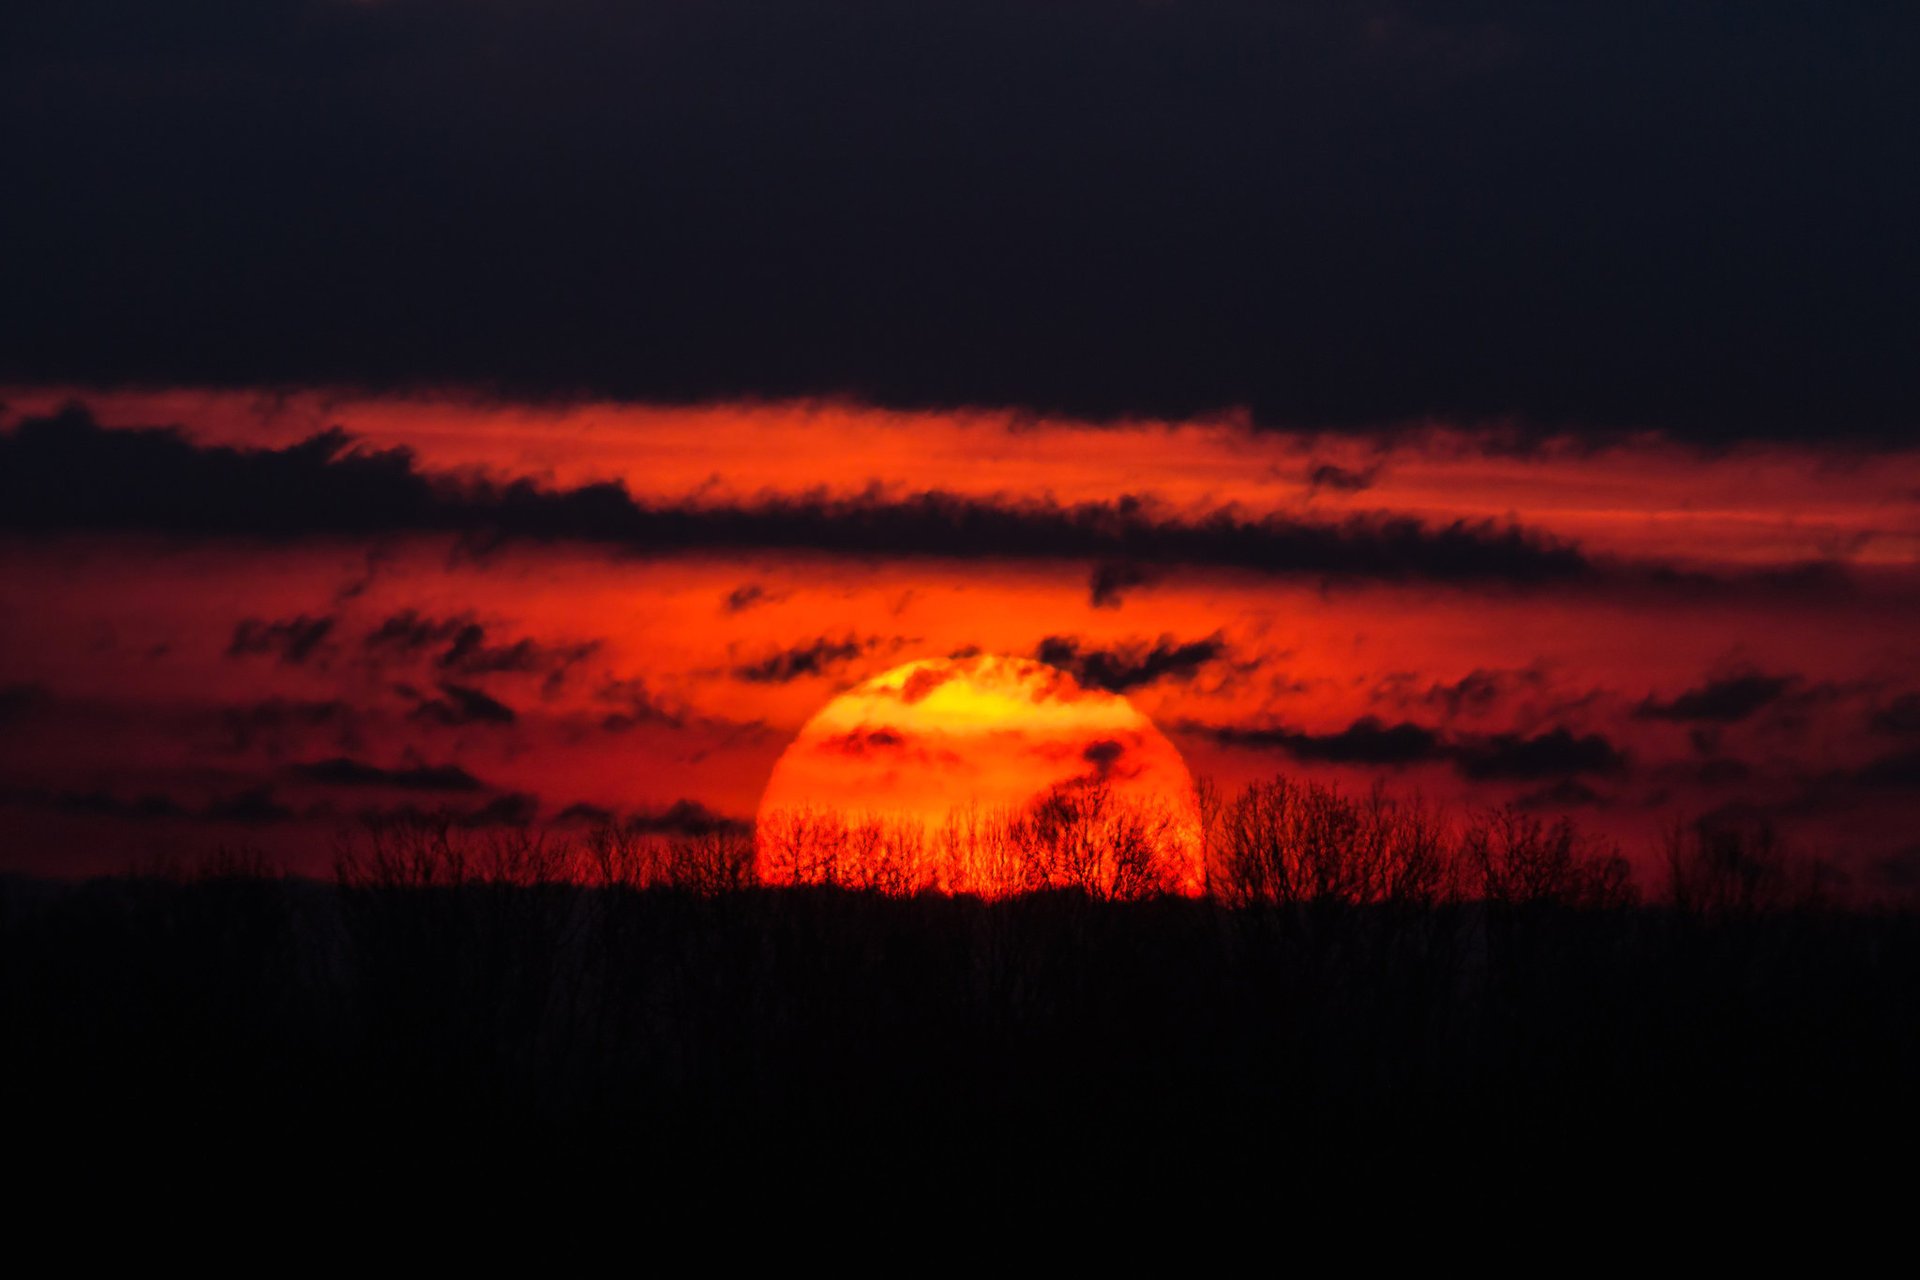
[{"x1": 4, "y1": 3, "x2": 1917, "y2": 890}]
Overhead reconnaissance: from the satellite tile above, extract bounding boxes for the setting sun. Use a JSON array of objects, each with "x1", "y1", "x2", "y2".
[{"x1": 756, "y1": 654, "x2": 1204, "y2": 896}]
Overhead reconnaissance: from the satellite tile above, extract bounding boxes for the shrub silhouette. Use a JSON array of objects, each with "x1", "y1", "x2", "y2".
[
  {"x1": 581, "y1": 822, "x2": 755, "y2": 895},
  {"x1": 1662, "y1": 817, "x2": 1835, "y2": 917},
  {"x1": 337, "y1": 813, "x2": 756, "y2": 896},
  {"x1": 335, "y1": 817, "x2": 573, "y2": 890},
  {"x1": 1211, "y1": 777, "x2": 1457, "y2": 907},
  {"x1": 757, "y1": 782, "x2": 1196, "y2": 898},
  {"x1": 1463, "y1": 807, "x2": 1638, "y2": 911},
  {"x1": 757, "y1": 805, "x2": 927, "y2": 893},
  {"x1": 328, "y1": 776, "x2": 1857, "y2": 916}
]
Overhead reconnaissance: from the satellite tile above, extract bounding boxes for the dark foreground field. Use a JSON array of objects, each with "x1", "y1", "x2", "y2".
[{"x1": 7, "y1": 865, "x2": 1917, "y2": 1221}]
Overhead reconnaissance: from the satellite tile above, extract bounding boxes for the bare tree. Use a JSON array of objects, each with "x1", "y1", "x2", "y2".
[
  {"x1": 1662, "y1": 817, "x2": 1834, "y2": 917},
  {"x1": 1462, "y1": 807, "x2": 1636, "y2": 910}
]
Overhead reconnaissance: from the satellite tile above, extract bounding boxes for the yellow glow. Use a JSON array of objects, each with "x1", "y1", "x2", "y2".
[{"x1": 757, "y1": 654, "x2": 1204, "y2": 896}]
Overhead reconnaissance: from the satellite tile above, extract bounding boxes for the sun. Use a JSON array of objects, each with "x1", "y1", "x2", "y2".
[{"x1": 756, "y1": 653, "x2": 1203, "y2": 897}]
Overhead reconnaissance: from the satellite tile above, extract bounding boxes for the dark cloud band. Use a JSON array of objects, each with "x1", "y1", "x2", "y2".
[
  {"x1": 1, "y1": 408, "x2": 1835, "y2": 597},
  {"x1": 1190, "y1": 716, "x2": 1628, "y2": 781},
  {"x1": 1035, "y1": 633, "x2": 1230, "y2": 693}
]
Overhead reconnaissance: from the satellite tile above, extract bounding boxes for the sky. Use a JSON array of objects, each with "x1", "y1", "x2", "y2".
[{"x1": 3, "y1": 3, "x2": 1917, "y2": 890}]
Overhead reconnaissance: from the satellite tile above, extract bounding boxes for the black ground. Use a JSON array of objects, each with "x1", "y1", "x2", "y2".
[{"x1": 7, "y1": 874, "x2": 1915, "y2": 1222}]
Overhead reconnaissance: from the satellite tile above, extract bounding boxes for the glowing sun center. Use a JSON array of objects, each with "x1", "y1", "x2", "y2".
[{"x1": 756, "y1": 654, "x2": 1203, "y2": 896}]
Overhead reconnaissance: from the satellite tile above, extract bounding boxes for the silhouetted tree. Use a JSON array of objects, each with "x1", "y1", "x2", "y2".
[
  {"x1": 1662, "y1": 817, "x2": 1834, "y2": 917},
  {"x1": 1463, "y1": 807, "x2": 1637, "y2": 910},
  {"x1": 1214, "y1": 777, "x2": 1459, "y2": 908}
]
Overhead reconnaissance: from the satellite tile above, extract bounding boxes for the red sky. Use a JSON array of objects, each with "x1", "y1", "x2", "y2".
[{"x1": 3, "y1": 387, "x2": 1916, "y2": 894}]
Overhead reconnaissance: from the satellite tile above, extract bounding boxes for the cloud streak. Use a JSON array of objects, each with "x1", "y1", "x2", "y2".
[
  {"x1": 1637, "y1": 673, "x2": 1798, "y2": 724},
  {"x1": 0, "y1": 409, "x2": 1847, "y2": 597},
  {"x1": 227, "y1": 615, "x2": 335, "y2": 666},
  {"x1": 407, "y1": 682, "x2": 518, "y2": 728},
  {"x1": 364, "y1": 610, "x2": 599, "y2": 689},
  {"x1": 288, "y1": 758, "x2": 486, "y2": 792},
  {"x1": 1189, "y1": 716, "x2": 1628, "y2": 781},
  {"x1": 1034, "y1": 633, "x2": 1230, "y2": 693},
  {"x1": 732, "y1": 636, "x2": 888, "y2": 684}
]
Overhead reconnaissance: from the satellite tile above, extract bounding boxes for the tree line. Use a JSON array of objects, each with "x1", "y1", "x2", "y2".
[{"x1": 326, "y1": 773, "x2": 1848, "y2": 914}]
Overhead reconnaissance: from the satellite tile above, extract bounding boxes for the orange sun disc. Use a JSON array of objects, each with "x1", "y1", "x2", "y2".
[{"x1": 756, "y1": 653, "x2": 1203, "y2": 897}]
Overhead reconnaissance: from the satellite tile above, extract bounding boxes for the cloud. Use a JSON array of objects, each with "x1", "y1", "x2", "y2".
[
  {"x1": 1034, "y1": 633, "x2": 1228, "y2": 693},
  {"x1": 1410, "y1": 667, "x2": 1549, "y2": 720},
  {"x1": 1870, "y1": 694, "x2": 1920, "y2": 736},
  {"x1": 0, "y1": 787, "x2": 185, "y2": 822},
  {"x1": 1849, "y1": 750, "x2": 1920, "y2": 790},
  {"x1": 462, "y1": 793, "x2": 541, "y2": 828},
  {"x1": 722, "y1": 583, "x2": 778, "y2": 613},
  {"x1": 733, "y1": 635, "x2": 885, "y2": 684},
  {"x1": 4, "y1": 408, "x2": 1820, "y2": 598},
  {"x1": 817, "y1": 727, "x2": 909, "y2": 757},
  {"x1": 552, "y1": 797, "x2": 751, "y2": 838},
  {"x1": 364, "y1": 610, "x2": 598, "y2": 689},
  {"x1": 288, "y1": 757, "x2": 486, "y2": 792},
  {"x1": 364, "y1": 611, "x2": 471, "y2": 658},
  {"x1": 1454, "y1": 728, "x2": 1627, "y2": 781},
  {"x1": 812, "y1": 726, "x2": 962, "y2": 767},
  {"x1": 0, "y1": 782, "x2": 295, "y2": 825},
  {"x1": 1089, "y1": 562, "x2": 1154, "y2": 609},
  {"x1": 202, "y1": 786, "x2": 297, "y2": 825},
  {"x1": 594, "y1": 678, "x2": 687, "y2": 733},
  {"x1": 351, "y1": 792, "x2": 544, "y2": 830},
  {"x1": 900, "y1": 666, "x2": 956, "y2": 704},
  {"x1": 227, "y1": 615, "x2": 335, "y2": 665},
  {"x1": 621, "y1": 799, "x2": 751, "y2": 838},
  {"x1": 408, "y1": 681, "x2": 518, "y2": 728},
  {"x1": 1193, "y1": 716, "x2": 1444, "y2": 766},
  {"x1": 217, "y1": 697, "x2": 358, "y2": 755},
  {"x1": 0, "y1": 682, "x2": 52, "y2": 724},
  {"x1": 1189, "y1": 716, "x2": 1627, "y2": 779},
  {"x1": 5, "y1": 3, "x2": 1917, "y2": 443},
  {"x1": 1081, "y1": 738, "x2": 1128, "y2": 778},
  {"x1": 1306, "y1": 462, "x2": 1380, "y2": 496},
  {"x1": 1695, "y1": 757, "x2": 1756, "y2": 787},
  {"x1": 1637, "y1": 673, "x2": 1798, "y2": 724},
  {"x1": 436, "y1": 624, "x2": 596, "y2": 681},
  {"x1": 1516, "y1": 779, "x2": 1608, "y2": 811}
]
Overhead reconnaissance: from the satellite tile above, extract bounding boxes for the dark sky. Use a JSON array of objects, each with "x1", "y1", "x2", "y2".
[{"x1": 6, "y1": 1, "x2": 1918, "y2": 440}]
